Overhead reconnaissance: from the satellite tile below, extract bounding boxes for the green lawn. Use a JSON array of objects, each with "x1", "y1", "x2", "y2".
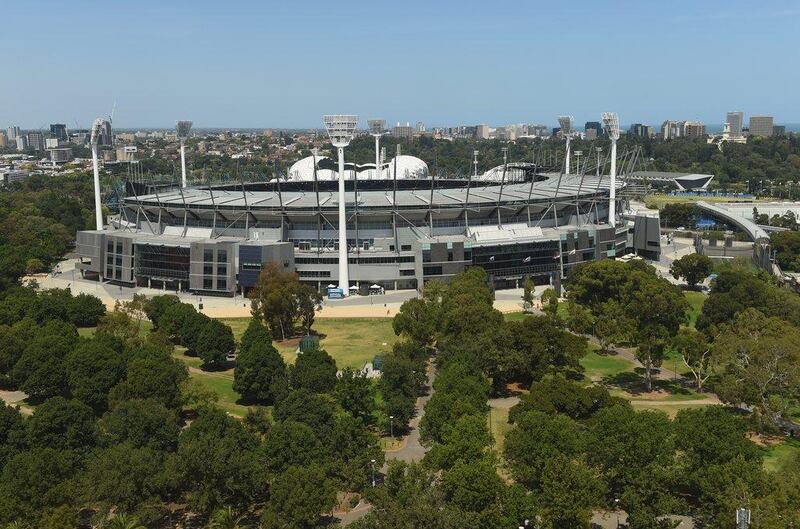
[
  {"x1": 220, "y1": 317, "x2": 399, "y2": 370},
  {"x1": 762, "y1": 438, "x2": 800, "y2": 473},
  {"x1": 683, "y1": 291, "x2": 705, "y2": 328},
  {"x1": 489, "y1": 405, "x2": 512, "y2": 453},
  {"x1": 580, "y1": 346, "x2": 635, "y2": 381},
  {"x1": 629, "y1": 401, "x2": 712, "y2": 417}
]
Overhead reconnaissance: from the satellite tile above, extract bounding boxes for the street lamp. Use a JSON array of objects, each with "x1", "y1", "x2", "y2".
[
  {"x1": 389, "y1": 415, "x2": 394, "y2": 441},
  {"x1": 557, "y1": 115, "x2": 574, "y2": 174},
  {"x1": 370, "y1": 458, "x2": 376, "y2": 487},
  {"x1": 368, "y1": 119, "x2": 385, "y2": 180},
  {"x1": 614, "y1": 498, "x2": 620, "y2": 529}
]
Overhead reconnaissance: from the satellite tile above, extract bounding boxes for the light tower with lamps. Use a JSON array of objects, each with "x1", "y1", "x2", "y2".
[
  {"x1": 601, "y1": 112, "x2": 620, "y2": 227},
  {"x1": 473, "y1": 150, "x2": 479, "y2": 177},
  {"x1": 323, "y1": 115, "x2": 359, "y2": 294},
  {"x1": 176, "y1": 120, "x2": 193, "y2": 188},
  {"x1": 89, "y1": 118, "x2": 109, "y2": 230},
  {"x1": 557, "y1": 116, "x2": 574, "y2": 174},
  {"x1": 368, "y1": 119, "x2": 385, "y2": 180}
]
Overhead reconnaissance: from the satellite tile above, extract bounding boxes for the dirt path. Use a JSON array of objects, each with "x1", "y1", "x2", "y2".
[{"x1": 0, "y1": 390, "x2": 33, "y2": 415}]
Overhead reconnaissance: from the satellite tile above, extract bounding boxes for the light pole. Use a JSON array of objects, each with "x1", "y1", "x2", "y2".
[
  {"x1": 614, "y1": 498, "x2": 620, "y2": 529},
  {"x1": 558, "y1": 116, "x2": 574, "y2": 175},
  {"x1": 389, "y1": 415, "x2": 394, "y2": 441},
  {"x1": 370, "y1": 458, "x2": 376, "y2": 487},
  {"x1": 176, "y1": 120, "x2": 193, "y2": 188},
  {"x1": 574, "y1": 150, "x2": 583, "y2": 174},
  {"x1": 473, "y1": 150, "x2": 479, "y2": 177},
  {"x1": 323, "y1": 115, "x2": 359, "y2": 295},
  {"x1": 89, "y1": 118, "x2": 108, "y2": 230},
  {"x1": 368, "y1": 120, "x2": 385, "y2": 180},
  {"x1": 602, "y1": 112, "x2": 620, "y2": 227},
  {"x1": 596, "y1": 147, "x2": 602, "y2": 178}
]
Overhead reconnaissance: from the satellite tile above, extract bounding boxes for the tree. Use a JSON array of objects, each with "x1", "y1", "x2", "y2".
[
  {"x1": 27, "y1": 397, "x2": 96, "y2": 451},
  {"x1": 38, "y1": 506, "x2": 78, "y2": 529},
  {"x1": 180, "y1": 378, "x2": 220, "y2": 412},
  {"x1": 540, "y1": 288, "x2": 559, "y2": 317},
  {"x1": 208, "y1": 506, "x2": 251, "y2": 529},
  {"x1": 260, "y1": 465, "x2": 336, "y2": 529},
  {"x1": 262, "y1": 421, "x2": 326, "y2": 474},
  {"x1": 593, "y1": 300, "x2": 632, "y2": 352},
  {"x1": 670, "y1": 253, "x2": 713, "y2": 289},
  {"x1": 82, "y1": 443, "x2": 169, "y2": 513},
  {"x1": 249, "y1": 262, "x2": 300, "y2": 340},
  {"x1": 109, "y1": 356, "x2": 188, "y2": 410},
  {"x1": 424, "y1": 413, "x2": 492, "y2": 470},
  {"x1": 509, "y1": 376, "x2": 628, "y2": 423},
  {"x1": 564, "y1": 300, "x2": 594, "y2": 335},
  {"x1": 503, "y1": 411, "x2": 584, "y2": 490},
  {"x1": 273, "y1": 389, "x2": 336, "y2": 440},
  {"x1": 392, "y1": 297, "x2": 440, "y2": 348},
  {"x1": 238, "y1": 318, "x2": 272, "y2": 355},
  {"x1": 158, "y1": 302, "x2": 197, "y2": 343},
  {"x1": 143, "y1": 294, "x2": 181, "y2": 329},
  {"x1": 522, "y1": 277, "x2": 534, "y2": 312},
  {"x1": 440, "y1": 458, "x2": 505, "y2": 513},
  {"x1": 0, "y1": 404, "x2": 27, "y2": 469},
  {"x1": 97, "y1": 398, "x2": 180, "y2": 451},
  {"x1": 196, "y1": 319, "x2": 235, "y2": 368},
  {"x1": 335, "y1": 367, "x2": 376, "y2": 423},
  {"x1": 96, "y1": 295, "x2": 149, "y2": 342},
  {"x1": 291, "y1": 348, "x2": 337, "y2": 393},
  {"x1": 11, "y1": 328, "x2": 78, "y2": 401},
  {"x1": 538, "y1": 453, "x2": 604, "y2": 529},
  {"x1": 175, "y1": 409, "x2": 266, "y2": 514},
  {"x1": 710, "y1": 309, "x2": 800, "y2": 424},
  {"x1": 295, "y1": 283, "x2": 322, "y2": 334},
  {"x1": 233, "y1": 339, "x2": 286, "y2": 404},
  {"x1": 68, "y1": 293, "x2": 106, "y2": 327},
  {"x1": 65, "y1": 337, "x2": 127, "y2": 412},
  {"x1": 672, "y1": 328, "x2": 713, "y2": 391}
]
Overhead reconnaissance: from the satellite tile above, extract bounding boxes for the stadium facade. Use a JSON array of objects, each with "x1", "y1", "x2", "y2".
[{"x1": 76, "y1": 146, "x2": 662, "y2": 296}]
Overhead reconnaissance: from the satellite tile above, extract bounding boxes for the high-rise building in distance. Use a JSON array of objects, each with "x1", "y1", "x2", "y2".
[
  {"x1": 683, "y1": 121, "x2": 706, "y2": 138},
  {"x1": 629, "y1": 123, "x2": 651, "y2": 137},
  {"x1": 27, "y1": 132, "x2": 45, "y2": 151},
  {"x1": 726, "y1": 111, "x2": 743, "y2": 137},
  {"x1": 749, "y1": 115, "x2": 774, "y2": 137},
  {"x1": 773, "y1": 125, "x2": 786, "y2": 136},
  {"x1": 393, "y1": 122, "x2": 413, "y2": 139},
  {"x1": 7, "y1": 126, "x2": 20, "y2": 140},
  {"x1": 475, "y1": 124, "x2": 490, "y2": 139},
  {"x1": 16, "y1": 136, "x2": 28, "y2": 151},
  {"x1": 50, "y1": 123, "x2": 68, "y2": 142},
  {"x1": 0, "y1": 131, "x2": 7, "y2": 148},
  {"x1": 585, "y1": 121, "x2": 603, "y2": 138}
]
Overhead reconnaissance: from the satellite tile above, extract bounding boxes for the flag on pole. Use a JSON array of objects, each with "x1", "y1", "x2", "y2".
[
  {"x1": 522, "y1": 256, "x2": 531, "y2": 263},
  {"x1": 489, "y1": 256, "x2": 495, "y2": 262},
  {"x1": 553, "y1": 252, "x2": 561, "y2": 260},
  {"x1": 568, "y1": 249, "x2": 576, "y2": 255}
]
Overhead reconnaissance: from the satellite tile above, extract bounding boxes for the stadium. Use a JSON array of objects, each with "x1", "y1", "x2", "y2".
[{"x1": 75, "y1": 115, "x2": 662, "y2": 296}]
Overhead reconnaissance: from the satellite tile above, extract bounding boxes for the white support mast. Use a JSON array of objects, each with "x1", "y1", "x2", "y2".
[
  {"x1": 89, "y1": 118, "x2": 108, "y2": 230},
  {"x1": 368, "y1": 119, "x2": 385, "y2": 180},
  {"x1": 323, "y1": 115, "x2": 358, "y2": 295},
  {"x1": 558, "y1": 116, "x2": 574, "y2": 175},
  {"x1": 176, "y1": 120, "x2": 193, "y2": 188},
  {"x1": 602, "y1": 112, "x2": 620, "y2": 227}
]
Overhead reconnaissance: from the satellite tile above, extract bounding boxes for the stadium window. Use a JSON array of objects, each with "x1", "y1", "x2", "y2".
[
  {"x1": 218, "y1": 278, "x2": 227, "y2": 290},
  {"x1": 107, "y1": 241, "x2": 114, "y2": 253},
  {"x1": 203, "y1": 278, "x2": 212, "y2": 289},
  {"x1": 389, "y1": 245, "x2": 395, "y2": 252},
  {"x1": 400, "y1": 269, "x2": 415, "y2": 276},
  {"x1": 401, "y1": 244, "x2": 412, "y2": 251},
  {"x1": 218, "y1": 250, "x2": 227, "y2": 262},
  {"x1": 217, "y1": 264, "x2": 227, "y2": 276},
  {"x1": 116, "y1": 242, "x2": 123, "y2": 254},
  {"x1": 447, "y1": 250, "x2": 454, "y2": 262},
  {"x1": 204, "y1": 264, "x2": 213, "y2": 275},
  {"x1": 204, "y1": 249, "x2": 213, "y2": 262}
]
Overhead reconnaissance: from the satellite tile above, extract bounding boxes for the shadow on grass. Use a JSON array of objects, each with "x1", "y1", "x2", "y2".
[{"x1": 603, "y1": 370, "x2": 696, "y2": 396}]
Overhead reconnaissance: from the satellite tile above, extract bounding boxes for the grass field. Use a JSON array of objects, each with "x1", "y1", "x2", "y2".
[
  {"x1": 220, "y1": 317, "x2": 398, "y2": 369},
  {"x1": 488, "y1": 404, "x2": 512, "y2": 453},
  {"x1": 629, "y1": 401, "x2": 713, "y2": 417},
  {"x1": 762, "y1": 438, "x2": 800, "y2": 472},
  {"x1": 683, "y1": 291, "x2": 705, "y2": 328},
  {"x1": 580, "y1": 347, "x2": 635, "y2": 381}
]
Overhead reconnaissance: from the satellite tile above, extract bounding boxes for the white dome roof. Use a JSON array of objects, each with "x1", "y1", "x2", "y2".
[{"x1": 287, "y1": 154, "x2": 428, "y2": 181}]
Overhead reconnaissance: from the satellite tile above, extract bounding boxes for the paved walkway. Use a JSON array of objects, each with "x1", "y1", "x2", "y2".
[{"x1": 384, "y1": 360, "x2": 436, "y2": 464}]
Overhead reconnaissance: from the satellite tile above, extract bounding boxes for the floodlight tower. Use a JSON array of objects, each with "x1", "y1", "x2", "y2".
[
  {"x1": 89, "y1": 118, "x2": 108, "y2": 230},
  {"x1": 176, "y1": 120, "x2": 193, "y2": 188},
  {"x1": 602, "y1": 112, "x2": 620, "y2": 227},
  {"x1": 368, "y1": 119, "x2": 385, "y2": 180},
  {"x1": 323, "y1": 115, "x2": 359, "y2": 294},
  {"x1": 557, "y1": 116, "x2": 574, "y2": 174},
  {"x1": 473, "y1": 150, "x2": 479, "y2": 177}
]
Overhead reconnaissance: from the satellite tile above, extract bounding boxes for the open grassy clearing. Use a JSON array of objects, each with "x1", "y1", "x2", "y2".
[
  {"x1": 644, "y1": 194, "x2": 764, "y2": 209},
  {"x1": 580, "y1": 346, "x2": 635, "y2": 381},
  {"x1": 683, "y1": 291, "x2": 705, "y2": 328},
  {"x1": 488, "y1": 404, "x2": 513, "y2": 453},
  {"x1": 762, "y1": 438, "x2": 800, "y2": 472},
  {"x1": 220, "y1": 317, "x2": 398, "y2": 370},
  {"x1": 629, "y1": 401, "x2": 713, "y2": 417}
]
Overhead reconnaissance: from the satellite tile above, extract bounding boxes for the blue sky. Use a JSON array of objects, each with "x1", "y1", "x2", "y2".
[{"x1": 2, "y1": 0, "x2": 799, "y2": 129}]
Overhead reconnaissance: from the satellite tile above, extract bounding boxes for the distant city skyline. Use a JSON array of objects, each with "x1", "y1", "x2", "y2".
[{"x1": 2, "y1": 1, "x2": 800, "y2": 128}]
